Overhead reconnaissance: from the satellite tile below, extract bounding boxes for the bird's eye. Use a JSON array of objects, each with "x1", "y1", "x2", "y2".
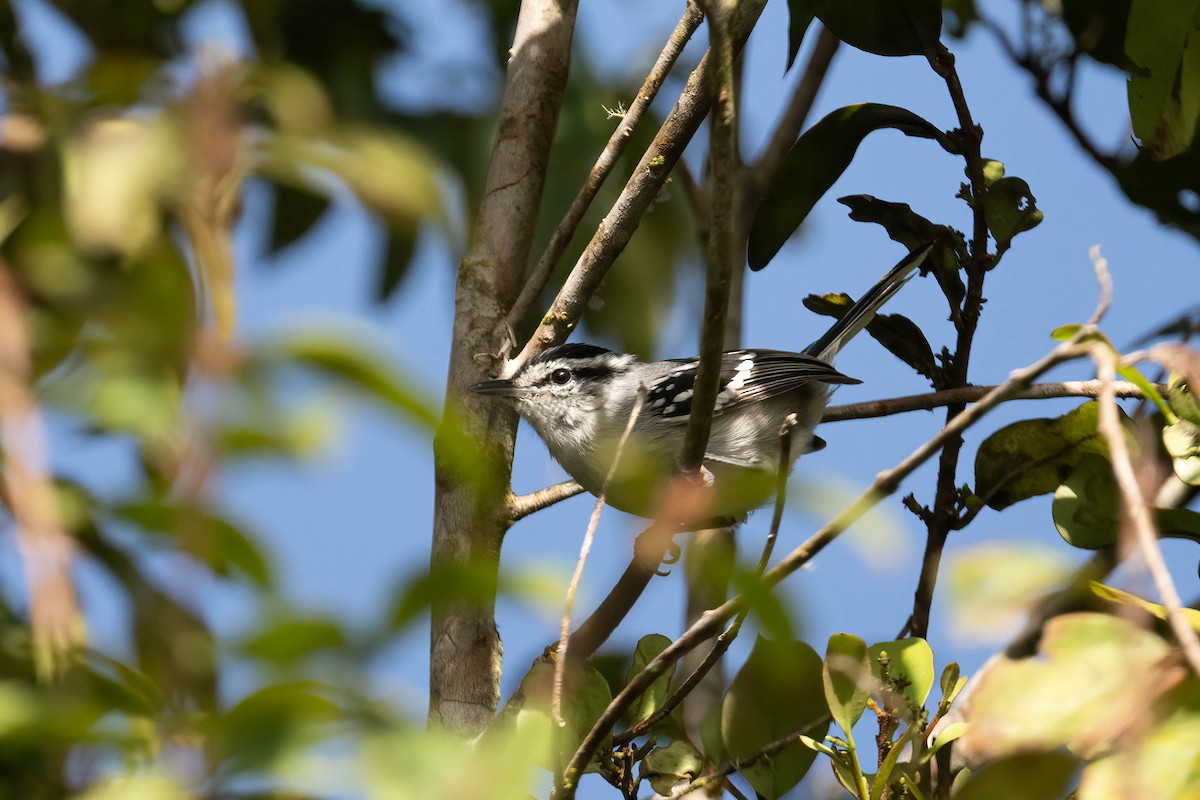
[{"x1": 550, "y1": 368, "x2": 572, "y2": 385}]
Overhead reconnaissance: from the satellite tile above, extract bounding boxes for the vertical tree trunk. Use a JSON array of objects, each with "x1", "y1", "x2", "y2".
[{"x1": 428, "y1": 0, "x2": 579, "y2": 736}]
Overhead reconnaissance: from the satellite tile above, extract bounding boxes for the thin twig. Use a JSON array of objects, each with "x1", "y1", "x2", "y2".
[
  {"x1": 508, "y1": 480, "x2": 585, "y2": 522},
  {"x1": 501, "y1": 2, "x2": 705, "y2": 340},
  {"x1": 617, "y1": 415, "x2": 798, "y2": 745},
  {"x1": 556, "y1": 337, "x2": 1094, "y2": 797},
  {"x1": 0, "y1": 266, "x2": 84, "y2": 679},
  {"x1": 553, "y1": 388, "x2": 647, "y2": 723},
  {"x1": 513, "y1": 0, "x2": 769, "y2": 372},
  {"x1": 821, "y1": 380, "x2": 1154, "y2": 422},
  {"x1": 680, "y1": 0, "x2": 739, "y2": 474}
]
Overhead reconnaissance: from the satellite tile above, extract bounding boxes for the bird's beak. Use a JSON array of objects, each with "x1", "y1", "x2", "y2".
[{"x1": 469, "y1": 379, "x2": 522, "y2": 398}]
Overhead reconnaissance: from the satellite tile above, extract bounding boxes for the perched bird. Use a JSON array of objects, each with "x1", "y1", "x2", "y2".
[{"x1": 472, "y1": 245, "x2": 931, "y2": 520}]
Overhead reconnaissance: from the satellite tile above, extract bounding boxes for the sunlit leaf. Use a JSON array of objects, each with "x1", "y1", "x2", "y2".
[
  {"x1": 868, "y1": 637, "x2": 934, "y2": 713},
  {"x1": 962, "y1": 613, "x2": 1173, "y2": 760},
  {"x1": 1089, "y1": 582, "x2": 1200, "y2": 631},
  {"x1": 823, "y1": 632, "x2": 872, "y2": 733},
  {"x1": 76, "y1": 773, "x2": 191, "y2": 800},
  {"x1": 985, "y1": 176, "x2": 1043, "y2": 253},
  {"x1": 1126, "y1": 0, "x2": 1200, "y2": 159},
  {"x1": 644, "y1": 740, "x2": 703, "y2": 796},
  {"x1": 624, "y1": 633, "x2": 674, "y2": 727},
  {"x1": 949, "y1": 544, "x2": 1074, "y2": 643},
  {"x1": 722, "y1": 637, "x2": 828, "y2": 799},
  {"x1": 974, "y1": 402, "x2": 1114, "y2": 510},
  {"x1": 1053, "y1": 454, "x2": 1120, "y2": 549},
  {"x1": 748, "y1": 104, "x2": 943, "y2": 270},
  {"x1": 1164, "y1": 418, "x2": 1200, "y2": 485},
  {"x1": 952, "y1": 752, "x2": 1078, "y2": 800}
]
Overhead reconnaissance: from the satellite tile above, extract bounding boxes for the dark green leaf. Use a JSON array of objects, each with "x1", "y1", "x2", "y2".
[
  {"x1": 217, "y1": 682, "x2": 343, "y2": 773},
  {"x1": 952, "y1": 752, "x2": 1078, "y2": 800},
  {"x1": 811, "y1": 0, "x2": 942, "y2": 57},
  {"x1": 624, "y1": 633, "x2": 675, "y2": 727},
  {"x1": 748, "y1": 104, "x2": 943, "y2": 270},
  {"x1": 866, "y1": 313, "x2": 938, "y2": 382},
  {"x1": 1126, "y1": 0, "x2": 1200, "y2": 159},
  {"x1": 785, "y1": 0, "x2": 816, "y2": 70},
  {"x1": 377, "y1": 220, "x2": 418, "y2": 303},
  {"x1": 1053, "y1": 454, "x2": 1120, "y2": 549},
  {"x1": 823, "y1": 633, "x2": 872, "y2": 733},
  {"x1": 943, "y1": 0, "x2": 980, "y2": 38},
  {"x1": 974, "y1": 402, "x2": 1112, "y2": 510},
  {"x1": 985, "y1": 176, "x2": 1043, "y2": 253},
  {"x1": 868, "y1": 638, "x2": 934, "y2": 714},
  {"x1": 269, "y1": 179, "x2": 331, "y2": 256},
  {"x1": 1061, "y1": 0, "x2": 1132, "y2": 69},
  {"x1": 837, "y1": 194, "x2": 967, "y2": 308},
  {"x1": 644, "y1": 741, "x2": 703, "y2": 796},
  {"x1": 722, "y1": 637, "x2": 828, "y2": 799}
]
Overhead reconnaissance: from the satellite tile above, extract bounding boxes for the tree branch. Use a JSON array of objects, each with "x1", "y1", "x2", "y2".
[
  {"x1": 513, "y1": 0, "x2": 769, "y2": 371},
  {"x1": 508, "y1": 480, "x2": 585, "y2": 522},
  {"x1": 501, "y1": 2, "x2": 705, "y2": 341},
  {"x1": 821, "y1": 380, "x2": 1156, "y2": 423},
  {"x1": 429, "y1": 0, "x2": 579, "y2": 737}
]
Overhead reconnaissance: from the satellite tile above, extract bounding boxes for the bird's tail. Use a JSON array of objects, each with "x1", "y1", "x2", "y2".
[{"x1": 803, "y1": 243, "x2": 934, "y2": 362}]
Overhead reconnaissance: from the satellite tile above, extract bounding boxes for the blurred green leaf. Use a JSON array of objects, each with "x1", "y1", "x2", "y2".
[
  {"x1": 215, "y1": 682, "x2": 343, "y2": 774},
  {"x1": 624, "y1": 633, "x2": 674, "y2": 727},
  {"x1": 1080, "y1": 676, "x2": 1200, "y2": 799},
  {"x1": 962, "y1": 613, "x2": 1171, "y2": 760},
  {"x1": 644, "y1": 740, "x2": 703, "y2": 796},
  {"x1": 748, "y1": 104, "x2": 943, "y2": 270},
  {"x1": 722, "y1": 637, "x2": 828, "y2": 799},
  {"x1": 390, "y1": 562, "x2": 561, "y2": 631},
  {"x1": 809, "y1": 0, "x2": 942, "y2": 57},
  {"x1": 267, "y1": 331, "x2": 439, "y2": 428},
  {"x1": 518, "y1": 660, "x2": 612, "y2": 769},
  {"x1": 986, "y1": 175, "x2": 1043, "y2": 254},
  {"x1": 952, "y1": 752, "x2": 1078, "y2": 800},
  {"x1": 1126, "y1": 0, "x2": 1200, "y2": 159},
  {"x1": 1089, "y1": 582, "x2": 1200, "y2": 631},
  {"x1": 1062, "y1": 0, "x2": 1133, "y2": 68},
  {"x1": 112, "y1": 500, "x2": 271, "y2": 587},
  {"x1": 240, "y1": 615, "x2": 347, "y2": 666},
  {"x1": 378, "y1": 219, "x2": 419, "y2": 303},
  {"x1": 868, "y1": 637, "x2": 934, "y2": 713},
  {"x1": 823, "y1": 633, "x2": 872, "y2": 733},
  {"x1": 1164, "y1": 418, "x2": 1200, "y2": 485},
  {"x1": 76, "y1": 773, "x2": 192, "y2": 800},
  {"x1": 730, "y1": 568, "x2": 795, "y2": 641},
  {"x1": 268, "y1": 179, "x2": 331, "y2": 256},
  {"x1": 134, "y1": 589, "x2": 216, "y2": 710},
  {"x1": 974, "y1": 402, "x2": 1113, "y2": 510},
  {"x1": 949, "y1": 544, "x2": 1074, "y2": 642}
]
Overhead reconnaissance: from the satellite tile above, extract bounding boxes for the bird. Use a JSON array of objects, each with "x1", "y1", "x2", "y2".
[{"x1": 471, "y1": 244, "x2": 932, "y2": 521}]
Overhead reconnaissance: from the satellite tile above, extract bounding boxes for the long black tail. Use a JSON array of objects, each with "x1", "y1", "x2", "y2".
[{"x1": 803, "y1": 243, "x2": 934, "y2": 362}]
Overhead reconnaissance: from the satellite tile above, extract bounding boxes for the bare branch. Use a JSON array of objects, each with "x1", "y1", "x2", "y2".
[
  {"x1": 508, "y1": 480, "x2": 585, "y2": 522},
  {"x1": 821, "y1": 380, "x2": 1155, "y2": 423},
  {"x1": 557, "y1": 336, "x2": 1094, "y2": 797},
  {"x1": 502, "y1": 2, "x2": 705, "y2": 340},
  {"x1": 513, "y1": 0, "x2": 769, "y2": 372},
  {"x1": 1093, "y1": 347, "x2": 1200, "y2": 673},
  {"x1": 553, "y1": 387, "x2": 647, "y2": 722}
]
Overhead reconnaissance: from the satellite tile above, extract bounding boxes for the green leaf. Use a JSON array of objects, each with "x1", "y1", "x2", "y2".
[
  {"x1": 985, "y1": 176, "x2": 1043, "y2": 254},
  {"x1": 948, "y1": 544, "x2": 1073, "y2": 642},
  {"x1": 748, "y1": 104, "x2": 943, "y2": 270},
  {"x1": 216, "y1": 682, "x2": 343, "y2": 773},
  {"x1": 1168, "y1": 375, "x2": 1200, "y2": 426},
  {"x1": 785, "y1": 0, "x2": 816, "y2": 70},
  {"x1": 823, "y1": 633, "x2": 872, "y2": 733},
  {"x1": 974, "y1": 402, "x2": 1113, "y2": 510},
  {"x1": 1164, "y1": 418, "x2": 1200, "y2": 485},
  {"x1": 722, "y1": 637, "x2": 828, "y2": 799},
  {"x1": 1089, "y1": 581, "x2": 1200, "y2": 631},
  {"x1": 643, "y1": 741, "x2": 703, "y2": 796},
  {"x1": 951, "y1": 752, "x2": 1077, "y2": 800},
  {"x1": 939, "y1": 662, "x2": 961, "y2": 706},
  {"x1": 837, "y1": 194, "x2": 968, "y2": 309},
  {"x1": 865, "y1": 313, "x2": 939, "y2": 383},
  {"x1": 239, "y1": 615, "x2": 347, "y2": 665},
  {"x1": 867, "y1": 638, "x2": 934, "y2": 713},
  {"x1": 518, "y1": 660, "x2": 612, "y2": 768},
  {"x1": 112, "y1": 500, "x2": 271, "y2": 587},
  {"x1": 1053, "y1": 454, "x2": 1120, "y2": 549},
  {"x1": 1062, "y1": 0, "x2": 1133, "y2": 69},
  {"x1": 267, "y1": 331, "x2": 439, "y2": 428},
  {"x1": 269, "y1": 178, "x2": 330, "y2": 256},
  {"x1": 377, "y1": 219, "x2": 419, "y2": 302},
  {"x1": 961, "y1": 613, "x2": 1171, "y2": 760},
  {"x1": 810, "y1": 0, "x2": 942, "y2": 57},
  {"x1": 1126, "y1": 0, "x2": 1200, "y2": 159},
  {"x1": 624, "y1": 634, "x2": 675, "y2": 726}
]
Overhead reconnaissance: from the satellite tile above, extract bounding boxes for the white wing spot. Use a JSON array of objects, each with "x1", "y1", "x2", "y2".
[
  {"x1": 664, "y1": 404, "x2": 677, "y2": 414},
  {"x1": 673, "y1": 389, "x2": 693, "y2": 403},
  {"x1": 652, "y1": 398, "x2": 665, "y2": 408}
]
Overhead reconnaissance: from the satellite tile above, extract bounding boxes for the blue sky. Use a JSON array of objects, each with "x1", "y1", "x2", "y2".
[{"x1": 7, "y1": 0, "x2": 1200, "y2": 795}]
